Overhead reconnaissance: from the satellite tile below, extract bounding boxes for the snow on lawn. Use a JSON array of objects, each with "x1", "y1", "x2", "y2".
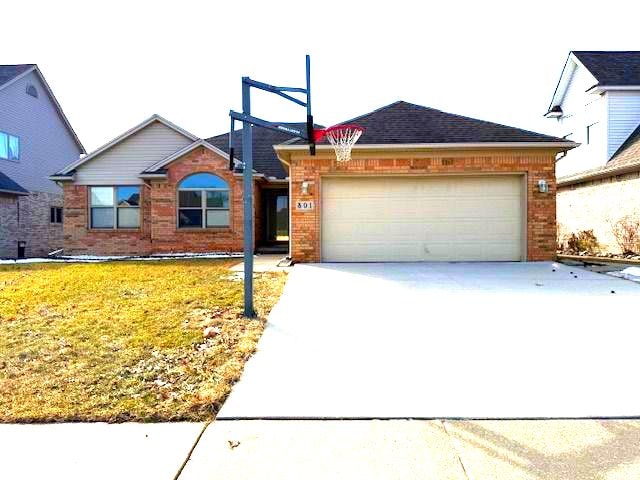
[{"x1": 0, "y1": 252, "x2": 243, "y2": 265}]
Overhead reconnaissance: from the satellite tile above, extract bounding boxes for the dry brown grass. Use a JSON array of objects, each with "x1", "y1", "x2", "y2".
[{"x1": 0, "y1": 259, "x2": 287, "y2": 422}]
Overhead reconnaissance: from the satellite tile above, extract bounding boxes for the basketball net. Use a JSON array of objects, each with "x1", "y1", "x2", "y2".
[{"x1": 315, "y1": 124, "x2": 364, "y2": 162}]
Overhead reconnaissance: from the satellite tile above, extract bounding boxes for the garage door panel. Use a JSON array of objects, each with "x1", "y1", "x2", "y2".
[{"x1": 321, "y1": 176, "x2": 523, "y2": 262}]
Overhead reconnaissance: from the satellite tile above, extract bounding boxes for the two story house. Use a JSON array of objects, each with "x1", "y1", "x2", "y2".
[
  {"x1": 0, "y1": 64, "x2": 85, "y2": 258},
  {"x1": 546, "y1": 51, "x2": 640, "y2": 252}
]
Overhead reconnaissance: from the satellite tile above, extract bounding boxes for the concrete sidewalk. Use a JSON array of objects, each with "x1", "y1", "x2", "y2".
[
  {"x1": 3, "y1": 419, "x2": 640, "y2": 478},
  {"x1": 0, "y1": 422, "x2": 205, "y2": 480},
  {"x1": 180, "y1": 419, "x2": 640, "y2": 479}
]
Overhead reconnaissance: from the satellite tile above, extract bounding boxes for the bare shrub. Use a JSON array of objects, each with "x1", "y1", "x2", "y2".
[
  {"x1": 611, "y1": 215, "x2": 640, "y2": 255},
  {"x1": 565, "y1": 230, "x2": 600, "y2": 255}
]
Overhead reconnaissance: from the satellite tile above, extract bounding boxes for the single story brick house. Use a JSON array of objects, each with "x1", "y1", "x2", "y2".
[{"x1": 51, "y1": 101, "x2": 575, "y2": 262}]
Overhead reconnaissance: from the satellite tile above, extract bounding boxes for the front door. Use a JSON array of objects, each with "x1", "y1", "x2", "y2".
[{"x1": 263, "y1": 189, "x2": 289, "y2": 245}]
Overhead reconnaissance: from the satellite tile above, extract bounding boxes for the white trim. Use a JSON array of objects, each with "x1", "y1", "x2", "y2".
[
  {"x1": 586, "y1": 85, "x2": 640, "y2": 94},
  {"x1": 0, "y1": 65, "x2": 86, "y2": 153},
  {"x1": 275, "y1": 142, "x2": 578, "y2": 152},
  {"x1": 57, "y1": 114, "x2": 199, "y2": 175},
  {"x1": 48, "y1": 174, "x2": 75, "y2": 182},
  {"x1": 142, "y1": 139, "x2": 235, "y2": 172},
  {"x1": 547, "y1": 53, "x2": 599, "y2": 115},
  {"x1": 139, "y1": 173, "x2": 168, "y2": 179}
]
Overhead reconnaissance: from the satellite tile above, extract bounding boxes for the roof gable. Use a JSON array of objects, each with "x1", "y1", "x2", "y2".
[
  {"x1": 57, "y1": 114, "x2": 198, "y2": 175},
  {"x1": 0, "y1": 64, "x2": 85, "y2": 153}
]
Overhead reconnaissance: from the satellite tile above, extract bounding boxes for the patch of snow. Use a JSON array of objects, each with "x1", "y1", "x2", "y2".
[
  {"x1": 0, "y1": 252, "x2": 243, "y2": 265},
  {"x1": 607, "y1": 266, "x2": 640, "y2": 283}
]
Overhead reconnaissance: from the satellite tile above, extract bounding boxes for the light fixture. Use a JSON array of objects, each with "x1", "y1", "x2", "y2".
[
  {"x1": 301, "y1": 181, "x2": 310, "y2": 195},
  {"x1": 538, "y1": 179, "x2": 549, "y2": 193}
]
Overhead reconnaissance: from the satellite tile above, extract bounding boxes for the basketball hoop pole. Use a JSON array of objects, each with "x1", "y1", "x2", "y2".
[
  {"x1": 241, "y1": 78, "x2": 254, "y2": 317},
  {"x1": 230, "y1": 55, "x2": 314, "y2": 318}
]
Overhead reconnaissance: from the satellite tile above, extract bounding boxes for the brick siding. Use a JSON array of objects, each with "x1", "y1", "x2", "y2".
[
  {"x1": 0, "y1": 191, "x2": 64, "y2": 258},
  {"x1": 0, "y1": 194, "x2": 18, "y2": 258},
  {"x1": 557, "y1": 171, "x2": 640, "y2": 253},
  {"x1": 287, "y1": 149, "x2": 557, "y2": 262},
  {"x1": 62, "y1": 147, "x2": 261, "y2": 256}
]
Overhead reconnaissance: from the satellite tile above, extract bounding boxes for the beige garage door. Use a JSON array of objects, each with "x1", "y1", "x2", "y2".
[{"x1": 321, "y1": 175, "x2": 524, "y2": 262}]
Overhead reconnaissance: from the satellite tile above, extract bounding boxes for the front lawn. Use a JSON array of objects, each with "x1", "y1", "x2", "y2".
[{"x1": 0, "y1": 259, "x2": 286, "y2": 422}]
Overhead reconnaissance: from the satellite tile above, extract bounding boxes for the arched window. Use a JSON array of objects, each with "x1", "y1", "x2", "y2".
[{"x1": 177, "y1": 173, "x2": 230, "y2": 228}]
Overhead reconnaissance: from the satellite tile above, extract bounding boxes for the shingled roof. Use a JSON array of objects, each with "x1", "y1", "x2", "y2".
[
  {"x1": 0, "y1": 171, "x2": 28, "y2": 195},
  {"x1": 207, "y1": 123, "x2": 313, "y2": 179},
  {"x1": 311, "y1": 101, "x2": 567, "y2": 145},
  {"x1": 0, "y1": 64, "x2": 34, "y2": 88},
  {"x1": 573, "y1": 51, "x2": 640, "y2": 87}
]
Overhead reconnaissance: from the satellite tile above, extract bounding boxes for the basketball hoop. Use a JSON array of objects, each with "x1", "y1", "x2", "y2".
[{"x1": 314, "y1": 124, "x2": 364, "y2": 162}]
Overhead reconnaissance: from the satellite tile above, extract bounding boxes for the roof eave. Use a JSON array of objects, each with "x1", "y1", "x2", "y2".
[
  {"x1": 0, "y1": 188, "x2": 29, "y2": 196},
  {"x1": 586, "y1": 85, "x2": 640, "y2": 94},
  {"x1": 48, "y1": 173, "x2": 76, "y2": 182},
  {"x1": 558, "y1": 161, "x2": 640, "y2": 187},
  {"x1": 275, "y1": 141, "x2": 578, "y2": 152}
]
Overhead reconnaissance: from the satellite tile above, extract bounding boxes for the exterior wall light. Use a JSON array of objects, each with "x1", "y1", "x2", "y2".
[
  {"x1": 538, "y1": 179, "x2": 549, "y2": 193},
  {"x1": 301, "y1": 181, "x2": 310, "y2": 195}
]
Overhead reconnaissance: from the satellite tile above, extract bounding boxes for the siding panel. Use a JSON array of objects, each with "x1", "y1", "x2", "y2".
[
  {"x1": 607, "y1": 91, "x2": 640, "y2": 158},
  {"x1": 0, "y1": 71, "x2": 82, "y2": 193},
  {"x1": 74, "y1": 121, "x2": 193, "y2": 185}
]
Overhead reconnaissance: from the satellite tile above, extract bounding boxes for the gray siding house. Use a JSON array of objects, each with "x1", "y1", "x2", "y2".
[{"x1": 0, "y1": 64, "x2": 84, "y2": 258}]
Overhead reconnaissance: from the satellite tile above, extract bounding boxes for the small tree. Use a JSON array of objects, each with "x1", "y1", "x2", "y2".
[{"x1": 611, "y1": 216, "x2": 640, "y2": 255}]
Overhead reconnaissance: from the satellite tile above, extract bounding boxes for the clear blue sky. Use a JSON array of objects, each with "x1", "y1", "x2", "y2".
[{"x1": 4, "y1": 0, "x2": 640, "y2": 152}]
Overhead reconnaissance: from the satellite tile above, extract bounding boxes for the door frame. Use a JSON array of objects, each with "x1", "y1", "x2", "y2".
[{"x1": 261, "y1": 187, "x2": 290, "y2": 246}]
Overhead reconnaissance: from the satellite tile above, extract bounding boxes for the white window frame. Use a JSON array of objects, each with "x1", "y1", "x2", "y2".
[
  {"x1": 0, "y1": 131, "x2": 20, "y2": 161},
  {"x1": 177, "y1": 176, "x2": 230, "y2": 229},
  {"x1": 89, "y1": 186, "x2": 141, "y2": 229}
]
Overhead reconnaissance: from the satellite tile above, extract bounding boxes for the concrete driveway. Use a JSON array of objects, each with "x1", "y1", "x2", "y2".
[{"x1": 218, "y1": 262, "x2": 640, "y2": 419}]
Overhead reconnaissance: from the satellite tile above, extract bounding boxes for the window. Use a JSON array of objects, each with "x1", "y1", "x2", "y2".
[
  {"x1": 50, "y1": 207, "x2": 63, "y2": 224},
  {"x1": 89, "y1": 186, "x2": 141, "y2": 229},
  {"x1": 0, "y1": 131, "x2": 19, "y2": 161},
  {"x1": 177, "y1": 173, "x2": 229, "y2": 228},
  {"x1": 26, "y1": 84, "x2": 38, "y2": 98}
]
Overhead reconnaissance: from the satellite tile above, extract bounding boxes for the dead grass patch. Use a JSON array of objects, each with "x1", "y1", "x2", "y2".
[{"x1": 0, "y1": 259, "x2": 287, "y2": 422}]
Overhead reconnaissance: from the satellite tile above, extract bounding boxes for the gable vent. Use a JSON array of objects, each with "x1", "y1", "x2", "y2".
[{"x1": 26, "y1": 84, "x2": 38, "y2": 98}]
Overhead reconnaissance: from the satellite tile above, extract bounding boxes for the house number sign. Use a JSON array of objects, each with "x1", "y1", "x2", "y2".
[{"x1": 296, "y1": 200, "x2": 315, "y2": 211}]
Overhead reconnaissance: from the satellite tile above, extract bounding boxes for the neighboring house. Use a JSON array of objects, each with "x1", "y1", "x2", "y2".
[
  {"x1": 546, "y1": 51, "x2": 640, "y2": 252},
  {"x1": 0, "y1": 64, "x2": 85, "y2": 258},
  {"x1": 52, "y1": 101, "x2": 574, "y2": 262}
]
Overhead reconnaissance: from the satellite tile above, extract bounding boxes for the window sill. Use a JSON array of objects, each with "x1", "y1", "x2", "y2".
[
  {"x1": 176, "y1": 227, "x2": 232, "y2": 233},
  {"x1": 87, "y1": 228, "x2": 142, "y2": 233}
]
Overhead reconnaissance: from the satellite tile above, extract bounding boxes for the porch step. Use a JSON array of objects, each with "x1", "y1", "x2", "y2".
[{"x1": 256, "y1": 246, "x2": 288, "y2": 254}]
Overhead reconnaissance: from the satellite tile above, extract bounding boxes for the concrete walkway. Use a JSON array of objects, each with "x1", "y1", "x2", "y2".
[
  {"x1": 219, "y1": 261, "x2": 640, "y2": 418},
  {"x1": 3, "y1": 419, "x2": 640, "y2": 479},
  {"x1": 0, "y1": 422, "x2": 205, "y2": 480},
  {"x1": 179, "y1": 419, "x2": 640, "y2": 479}
]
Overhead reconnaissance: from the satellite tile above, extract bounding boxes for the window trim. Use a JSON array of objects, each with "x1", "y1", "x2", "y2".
[
  {"x1": 89, "y1": 186, "x2": 141, "y2": 230},
  {"x1": 0, "y1": 131, "x2": 20, "y2": 162},
  {"x1": 177, "y1": 174, "x2": 230, "y2": 229}
]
